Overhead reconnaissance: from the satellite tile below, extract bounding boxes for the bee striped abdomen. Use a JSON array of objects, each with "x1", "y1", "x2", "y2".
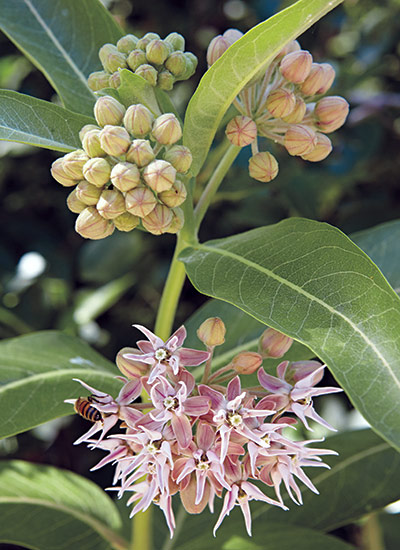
[{"x1": 74, "y1": 397, "x2": 102, "y2": 422}]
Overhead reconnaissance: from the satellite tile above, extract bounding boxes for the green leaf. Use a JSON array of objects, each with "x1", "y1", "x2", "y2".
[
  {"x1": 117, "y1": 69, "x2": 161, "y2": 115},
  {"x1": 0, "y1": 460, "x2": 127, "y2": 550},
  {"x1": 0, "y1": 0, "x2": 123, "y2": 115},
  {"x1": 0, "y1": 331, "x2": 122, "y2": 439},
  {"x1": 179, "y1": 218, "x2": 400, "y2": 451},
  {"x1": 380, "y1": 512, "x2": 400, "y2": 550},
  {"x1": 0, "y1": 90, "x2": 95, "y2": 151},
  {"x1": 183, "y1": 0, "x2": 343, "y2": 175}
]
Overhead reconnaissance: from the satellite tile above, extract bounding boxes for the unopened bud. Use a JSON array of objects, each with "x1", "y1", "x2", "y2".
[
  {"x1": 157, "y1": 70, "x2": 175, "y2": 91},
  {"x1": 165, "y1": 51, "x2": 187, "y2": 77},
  {"x1": 75, "y1": 206, "x2": 115, "y2": 240},
  {"x1": 87, "y1": 71, "x2": 110, "y2": 91},
  {"x1": 301, "y1": 132, "x2": 332, "y2": 162},
  {"x1": 258, "y1": 328, "x2": 293, "y2": 359},
  {"x1": 113, "y1": 212, "x2": 140, "y2": 232},
  {"x1": 126, "y1": 139, "x2": 155, "y2": 167},
  {"x1": 117, "y1": 34, "x2": 139, "y2": 54},
  {"x1": 287, "y1": 360, "x2": 323, "y2": 385},
  {"x1": 110, "y1": 162, "x2": 141, "y2": 191},
  {"x1": 225, "y1": 116, "x2": 257, "y2": 147},
  {"x1": 66, "y1": 189, "x2": 86, "y2": 213},
  {"x1": 99, "y1": 125, "x2": 131, "y2": 156},
  {"x1": 316, "y1": 63, "x2": 335, "y2": 94},
  {"x1": 223, "y1": 29, "x2": 243, "y2": 44},
  {"x1": 165, "y1": 32, "x2": 185, "y2": 51},
  {"x1": 94, "y1": 96, "x2": 126, "y2": 127},
  {"x1": 82, "y1": 129, "x2": 106, "y2": 158},
  {"x1": 135, "y1": 64, "x2": 158, "y2": 86},
  {"x1": 109, "y1": 71, "x2": 121, "y2": 89},
  {"x1": 158, "y1": 179, "x2": 187, "y2": 207},
  {"x1": 143, "y1": 160, "x2": 176, "y2": 192},
  {"x1": 284, "y1": 124, "x2": 317, "y2": 156},
  {"x1": 142, "y1": 204, "x2": 173, "y2": 235},
  {"x1": 249, "y1": 152, "x2": 279, "y2": 182},
  {"x1": 62, "y1": 150, "x2": 90, "y2": 180},
  {"x1": 127, "y1": 49, "x2": 147, "y2": 71},
  {"x1": 180, "y1": 52, "x2": 197, "y2": 79},
  {"x1": 99, "y1": 43, "x2": 127, "y2": 73},
  {"x1": 136, "y1": 33, "x2": 160, "y2": 51},
  {"x1": 83, "y1": 157, "x2": 111, "y2": 187},
  {"x1": 315, "y1": 96, "x2": 349, "y2": 133},
  {"x1": 117, "y1": 347, "x2": 149, "y2": 378},
  {"x1": 123, "y1": 104, "x2": 154, "y2": 137},
  {"x1": 152, "y1": 113, "x2": 182, "y2": 145},
  {"x1": 231, "y1": 352, "x2": 263, "y2": 375},
  {"x1": 51, "y1": 158, "x2": 77, "y2": 187},
  {"x1": 76, "y1": 180, "x2": 103, "y2": 205},
  {"x1": 300, "y1": 63, "x2": 328, "y2": 96},
  {"x1": 197, "y1": 317, "x2": 226, "y2": 348},
  {"x1": 125, "y1": 185, "x2": 157, "y2": 218},
  {"x1": 163, "y1": 145, "x2": 192, "y2": 173},
  {"x1": 280, "y1": 50, "x2": 312, "y2": 83},
  {"x1": 146, "y1": 39, "x2": 170, "y2": 65},
  {"x1": 79, "y1": 124, "x2": 100, "y2": 142},
  {"x1": 281, "y1": 97, "x2": 306, "y2": 124},
  {"x1": 97, "y1": 189, "x2": 126, "y2": 219},
  {"x1": 276, "y1": 40, "x2": 300, "y2": 59},
  {"x1": 166, "y1": 207, "x2": 184, "y2": 233},
  {"x1": 206, "y1": 35, "x2": 230, "y2": 66},
  {"x1": 266, "y1": 88, "x2": 296, "y2": 119}
]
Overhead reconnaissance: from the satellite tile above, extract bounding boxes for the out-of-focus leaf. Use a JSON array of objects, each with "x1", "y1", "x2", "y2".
[{"x1": 380, "y1": 512, "x2": 400, "y2": 550}]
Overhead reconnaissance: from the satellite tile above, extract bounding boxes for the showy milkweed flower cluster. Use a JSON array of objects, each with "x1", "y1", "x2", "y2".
[{"x1": 66, "y1": 320, "x2": 342, "y2": 537}]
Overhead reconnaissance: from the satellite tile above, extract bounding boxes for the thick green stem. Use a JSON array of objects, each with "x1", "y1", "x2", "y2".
[{"x1": 132, "y1": 507, "x2": 152, "y2": 550}]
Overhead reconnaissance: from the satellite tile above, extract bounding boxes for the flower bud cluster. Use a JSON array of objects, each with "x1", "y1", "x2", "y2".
[
  {"x1": 51, "y1": 96, "x2": 191, "y2": 239},
  {"x1": 66, "y1": 320, "x2": 341, "y2": 537},
  {"x1": 88, "y1": 32, "x2": 198, "y2": 92},
  {"x1": 207, "y1": 32, "x2": 349, "y2": 183}
]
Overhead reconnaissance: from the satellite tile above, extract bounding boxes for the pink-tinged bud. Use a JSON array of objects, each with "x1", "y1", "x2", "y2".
[
  {"x1": 123, "y1": 104, "x2": 154, "y2": 137},
  {"x1": 62, "y1": 150, "x2": 90, "y2": 180},
  {"x1": 301, "y1": 132, "x2": 332, "y2": 162},
  {"x1": 94, "y1": 96, "x2": 126, "y2": 127},
  {"x1": 206, "y1": 35, "x2": 230, "y2": 66},
  {"x1": 231, "y1": 351, "x2": 263, "y2": 375},
  {"x1": 136, "y1": 32, "x2": 160, "y2": 51},
  {"x1": 158, "y1": 179, "x2": 187, "y2": 207},
  {"x1": 280, "y1": 50, "x2": 313, "y2": 83},
  {"x1": 317, "y1": 63, "x2": 335, "y2": 94},
  {"x1": 99, "y1": 125, "x2": 131, "y2": 156},
  {"x1": 143, "y1": 160, "x2": 176, "y2": 192},
  {"x1": 125, "y1": 185, "x2": 157, "y2": 218},
  {"x1": 99, "y1": 43, "x2": 127, "y2": 73},
  {"x1": 157, "y1": 70, "x2": 175, "y2": 91},
  {"x1": 75, "y1": 206, "x2": 115, "y2": 240},
  {"x1": 281, "y1": 97, "x2": 306, "y2": 124},
  {"x1": 249, "y1": 151, "x2": 279, "y2": 182},
  {"x1": 197, "y1": 317, "x2": 226, "y2": 348},
  {"x1": 163, "y1": 145, "x2": 192, "y2": 173},
  {"x1": 146, "y1": 39, "x2": 170, "y2": 65},
  {"x1": 276, "y1": 40, "x2": 301, "y2": 59},
  {"x1": 66, "y1": 189, "x2": 86, "y2": 213},
  {"x1": 225, "y1": 116, "x2": 257, "y2": 147},
  {"x1": 166, "y1": 207, "x2": 184, "y2": 234},
  {"x1": 300, "y1": 63, "x2": 328, "y2": 96},
  {"x1": 266, "y1": 88, "x2": 296, "y2": 118},
  {"x1": 126, "y1": 139, "x2": 155, "y2": 167},
  {"x1": 223, "y1": 28, "x2": 243, "y2": 44},
  {"x1": 51, "y1": 158, "x2": 77, "y2": 187},
  {"x1": 97, "y1": 189, "x2": 126, "y2": 219},
  {"x1": 284, "y1": 124, "x2": 317, "y2": 156},
  {"x1": 82, "y1": 129, "x2": 106, "y2": 158},
  {"x1": 258, "y1": 328, "x2": 293, "y2": 359},
  {"x1": 315, "y1": 96, "x2": 349, "y2": 133},
  {"x1": 87, "y1": 71, "x2": 110, "y2": 92},
  {"x1": 82, "y1": 157, "x2": 111, "y2": 187},
  {"x1": 116, "y1": 347, "x2": 149, "y2": 377},
  {"x1": 165, "y1": 51, "x2": 186, "y2": 77},
  {"x1": 286, "y1": 360, "x2": 323, "y2": 384},
  {"x1": 135, "y1": 64, "x2": 158, "y2": 86},
  {"x1": 79, "y1": 124, "x2": 100, "y2": 142},
  {"x1": 152, "y1": 113, "x2": 182, "y2": 145},
  {"x1": 76, "y1": 180, "x2": 103, "y2": 205},
  {"x1": 165, "y1": 32, "x2": 185, "y2": 51},
  {"x1": 117, "y1": 34, "x2": 139, "y2": 54},
  {"x1": 142, "y1": 204, "x2": 173, "y2": 235},
  {"x1": 113, "y1": 212, "x2": 140, "y2": 232},
  {"x1": 110, "y1": 162, "x2": 141, "y2": 192},
  {"x1": 109, "y1": 71, "x2": 121, "y2": 89},
  {"x1": 127, "y1": 49, "x2": 147, "y2": 71}
]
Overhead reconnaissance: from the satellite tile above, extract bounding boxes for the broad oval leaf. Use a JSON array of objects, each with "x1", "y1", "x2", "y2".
[
  {"x1": 179, "y1": 218, "x2": 400, "y2": 451},
  {"x1": 0, "y1": 0, "x2": 122, "y2": 115},
  {"x1": 183, "y1": 0, "x2": 343, "y2": 175},
  {"x1": 117, "y1": 70, "x2": 161, "y2": 115},
  {"x1": 0, "y1": 460, "x2": 127, "y2": 550},
  {"x1": 0, "y1": 331, "x2": 122, "y2": 439},
  {"x1": 0, "y1": 90, "x2": 94, "y2": 151}
]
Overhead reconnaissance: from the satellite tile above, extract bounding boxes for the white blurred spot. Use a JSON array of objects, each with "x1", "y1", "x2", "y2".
[
  {"x1": 17, "y1": 252, "x2": 46, "y2": 280},
  {"x1": 223, "y1": 0, "x2": 247, "y2": 20}
]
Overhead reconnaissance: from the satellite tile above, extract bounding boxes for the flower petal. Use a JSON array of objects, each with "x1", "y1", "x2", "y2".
[
  {"x1": 227, "y1": 376, "x2": 241, "y2": 401},
  {"x1": 197, "y1": 421, "x2": 215, "y2": 451},
  {"x1": 257, "y1": 368, "x2": 291, "y2": 393},
  {"x1": 176, "y1": 348, "x2": 210, "y2": 366},
  {"x1": 117, "y1": 378, "x2": 142, "y2": 405},
  {"x1": 166, "y1": 325, "x2": 187, "y2": 351},
  {"x1": 184, "y1": 396, "x2": 211, "y2": 416},
  {"x1": 133, "y1": 324, "x2": 164, "y2": 349},
  {"x1": 171, "y1": 412, "x2": 192, "y2": 449}
]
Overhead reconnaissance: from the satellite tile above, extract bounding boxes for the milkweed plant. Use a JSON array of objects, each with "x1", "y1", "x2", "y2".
[{"x1": 1, "y1": 1, "x2": 400, "y2": 550}]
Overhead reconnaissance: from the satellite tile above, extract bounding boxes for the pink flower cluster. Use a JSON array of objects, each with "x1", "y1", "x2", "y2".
[{"x1": 66, "y1": 323, "x2": 342, "y2": 538}]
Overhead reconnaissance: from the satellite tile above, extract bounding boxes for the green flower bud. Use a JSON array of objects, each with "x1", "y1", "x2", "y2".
[
  {"x1": 94, "y1": 96, "x2": 126, "y2": 127},
  {"x1": 284, "y1": 124, "x2": 317, "y2": 156},
  {"x1": 109, "y1": 71, "x2": 121, "y2": 89},
  {"x1": 76, "y1": 180, "x2": 103, "y2": 205},
  {"x1": 82, "y1": 157, "x2": 111, "y2": 187},
  {"x1": 125, "y1": 185, "x2": 157, "y2": 218},
  {"x1": 82, "y1": 129, "x2": 106, "y2": 158},
  {"x1": 142, "y1": 204, "x2": 173, "y2": 235},
  {"x1": 197, "y1": 317, "x2": 226, "y2": 348},
  {"x1": 152, "y1": 113, "x2": 182, "y2": 145},
  {"x1": 180, "y1": 52, "x2": 197, "y2": 79},
  {"x1": 66, "y1": 188, "x2": 86, "y2": 213},
  {"x1": 163, "y1": 145, "x2": 192, "y2": 173},
  {"x1": 225, "y1": 115, "x2": 257, "y2": 147},
  {"x1": 135, "y1": 64, "x2": 158, "y2": 86},
  {"x1": 158, "y1": 179, "x2": 187, "y2": 207},
  {"x1": 51, "y1": 158, "x2": 77, "y2": 187},
  {"x1": 123, "y1": 104, "x2": 154, "y2": 137},
  {"x1": 62, "y1": 150, "x2": 90, "y2": 180},
  {"x1": 301, "y1": 132, "x2": 332, "y2": 162},
  {"x1": 75, "y1": 206, "x2": 115, "y2": 240},
  {"x1": 231, "y1": 352, "x2": 263, "y2": 375},
  {"x1": 164, "y1": 32, "x2": 185, "y2": 51},
  {"x1": 126, "y1": 139, "x2": 155, "y2": 167},
  {"x1": 258, "y1": 328, "x2": 293, "y2": 359},
  {"x1": 165, "y1": 51, "x2": 186, "y2": 76},
  {"x1": 127, "y1": 49, "x2": 147, "y2": 71},
  {"x1": 87, "y1": 71, "x2": 110, "y2": 91},
  {"x1": 143, "y1": 159, "x2": 176, "y2": 192},
  {"x1": 99, "y1": 125, "x2": 131, "y2": 156},
  {"x1": 146, "y1": 39, "x2": 170, "y2": 65},
  {"x1": 166, "y1": 207, "x2": 184, "y2": 234},
  {"x1": 314, "y1": 96, "x2": 349, "y2": 133},
  {"x1": 99, "y1": 43, "x2": 127, "y2": 73},
  {"x1": 157, "y1": 70, "x2": 175, "y2": 91},
  {"x1": 266, "y1": 88, "x2": 296, "y2": 118},
  {"x1": 113, "y1": 212, "x2": 140, "y2": 232},
  {"x1": 79, "y1": 124, "x2": 100, "y2": 142},
  {"x1": 110, "y1": 161, "x2": 141, "y2": 192},
  {"x1": 280, "y1": 50, "x2": 313, "y2": 84},
  {"x1": 117, "y1": 34, "x2": 139, "y2": 54},
  {"x1": 97, "y1": 188, "x2": 126, "y2": 219},
  {"x1": 136, "y1": 32, "x2": 160, "y2": 51},
  {"x1": 248, "y1": 152, "x2": 279, "y2": 182},
  {"x1": 281, "y1": 97, "x2": 306, "y2": 124},
  {"x1": 300, "y1": 63, "x2": 328, "y2": 96}
]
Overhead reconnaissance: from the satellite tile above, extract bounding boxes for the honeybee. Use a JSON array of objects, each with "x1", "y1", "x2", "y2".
[{"x1": 74, "y1": 396, "x2": 102, "y2": 423}]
